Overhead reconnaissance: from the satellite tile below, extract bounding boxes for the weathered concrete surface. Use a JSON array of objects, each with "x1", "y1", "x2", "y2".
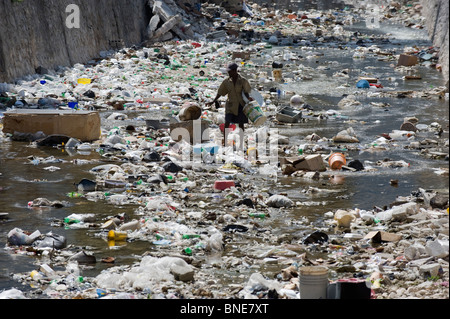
[
  {"x1": 0, "y1": 0, "x2": 150, "y2": 83},
  {"x1": 2, "y1": 109, "x2": 101, "y2": 142},
  {"x1": 420, "y1": 0, "x2": 449, "y2": 85}
]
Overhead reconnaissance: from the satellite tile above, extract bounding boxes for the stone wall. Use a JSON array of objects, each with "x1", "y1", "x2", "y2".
[
  {"x1": 0, "y1": 0, "x2": 151, "y2": 83},
  {"x1": 420, "y1": 0, "x2": 449, "y2": 85}
]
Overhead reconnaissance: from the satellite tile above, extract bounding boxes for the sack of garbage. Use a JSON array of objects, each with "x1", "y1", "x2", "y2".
[
  {"x1": 33, "y1": 232, "x2": 67, "y2": 249},
  {"x1": 7, "y1": 228, "x2": 41, "y2": 246},
  {"x1": 266, "y1": 195, "x2": 294, "y2": 208},
  {"x1": 333, "y1": 127, "x2": 359, "y2": 143},
  {"x1": 239, "y1": 273, "x2": 283, "y2": 298},
  {"x1": 0, "y1": 288, "x2": 27, "y2": 299}
]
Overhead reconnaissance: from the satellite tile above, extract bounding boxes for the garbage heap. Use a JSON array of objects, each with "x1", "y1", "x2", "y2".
[{"x1": 0, "y1": 1, "x2": 448, "y2": 300}]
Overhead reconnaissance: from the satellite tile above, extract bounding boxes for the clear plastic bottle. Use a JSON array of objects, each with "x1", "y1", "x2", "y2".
[
  {"x1": 66, "y1": 262, "x2": 83, "y2": 288},
  {"x1": 30, "y1": 270, "x2": 44, "y2": 282}
]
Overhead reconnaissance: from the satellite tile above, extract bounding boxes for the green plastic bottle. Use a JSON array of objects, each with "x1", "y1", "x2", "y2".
[
  {"x1": 182, "y1": 234, "x2": 201, "y2": 239},
  {"x1": 184, "y1": 247, "x2": 193, "y2": 256},
  {"x1": 249, "y1": 213, "x2": 266, "y2": 219}
]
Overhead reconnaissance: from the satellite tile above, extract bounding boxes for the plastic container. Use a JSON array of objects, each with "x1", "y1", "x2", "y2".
[
  {"x1": 272, "y1": 69, "x2": 283, "y2": 81},
  {"x1": 290, "y1": 95, "x2": 304, "y2": 107},
  {"x1": 247, "y1": 147, "x2": 258, "y2": 160},
  {"x1": 30, "y1": 270, "x2": 44, "y2": 282},
  {"x1": 214, "y1": 180, "x2": 235, "y2": 191},
  {"x1": 220, "y1": 123, "x2": 236, "y2": 133},
  {"x1": 179, "y1": 103, "x2": 201, "y2": 121},
  {"x1": 243, "y1": 101, "x2": 267, "y2": 126},
  {"x1": 107, "y1": 230, "x2": 127, "y2": 241},
  {"x1": 193, "y1": 143, "x2": 220, "y2": 155},
  {"x1": 7, "y1": 228, "x2": 41, "y2": 246},
  {"x1": 77, "y1": 78, "x2": 91, "y2": 85},
  {"x1": 68, "y1": 101, "x2": 78, "y2": 109},
  {"x1": 356, "y1": 79, "x2": 370, "y2": 88},
  {"x1": 327, "y1": 278, "x2": 372, "y2": 299},
  {"x1": 328, "y1": 153, "x2": 346, "y2": 170},
  {"x1": 299, "y1": 266, "x2": 329, "y2": 299}
]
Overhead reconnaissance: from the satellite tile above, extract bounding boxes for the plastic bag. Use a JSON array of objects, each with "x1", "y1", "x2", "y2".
[
  {"x1": 334, "y1": 210, "x2": 356, "y2": 228},
  {"x1": 205, "y1": 228, "x2": 223, "y2": 252},
  {"x1": 240, "y1": 273, "x2": 283, "y2": 297},
  {"x1": 33, "y1": 232, "x2": 67, "y2": 249},
  {"x1": 0, "y1": 288, "x2": 27, "y2": 299},
  {"x1": 7, "y1": 228, "x2": 41, "y2": 246},
  {"x1": 266, "y1": 195, "x2": 293, "y2": 208}
]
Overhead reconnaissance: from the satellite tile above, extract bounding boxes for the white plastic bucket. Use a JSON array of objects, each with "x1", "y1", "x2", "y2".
[
  {"x1": 299, "y1": 266, "x2": 329, "y2": 299},
  {"x1": 244, "y1": 101, "x2": 267, "y2": 126}
]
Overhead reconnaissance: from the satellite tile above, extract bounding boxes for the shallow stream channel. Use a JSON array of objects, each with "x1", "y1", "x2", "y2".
[{"x1": 0, "y1": 19, "x2": 448, "y2": 298}]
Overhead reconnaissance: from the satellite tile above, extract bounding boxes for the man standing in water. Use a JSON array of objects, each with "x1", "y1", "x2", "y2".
[{"x1": 207, "y1": 63, "x2": 253, "y2": 150}]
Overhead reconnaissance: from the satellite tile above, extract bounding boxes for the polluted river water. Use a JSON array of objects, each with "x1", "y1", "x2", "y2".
[{"x1": 0, "y1": 12, "x2": 448, "y2": 300}]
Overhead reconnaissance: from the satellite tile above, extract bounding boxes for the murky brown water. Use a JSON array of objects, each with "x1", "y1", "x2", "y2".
[{"x1": 1, "y1": 21, "x2": 448, "y2": 294}]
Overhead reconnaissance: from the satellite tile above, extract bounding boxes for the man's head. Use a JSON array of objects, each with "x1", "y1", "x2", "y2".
[{"x1": 226, "y1": 63, "x2": 239, "y2": 76}]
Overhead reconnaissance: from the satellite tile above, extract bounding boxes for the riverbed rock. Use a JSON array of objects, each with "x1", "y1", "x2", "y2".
[{"x1": 170, "y1": 264, "x2": 195, "y2": 282}]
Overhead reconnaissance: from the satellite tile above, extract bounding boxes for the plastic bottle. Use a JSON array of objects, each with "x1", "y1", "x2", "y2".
[
  {"x1": 202, "y1": 150, "x2": 215, "y2": 164},
  {"x1": 66, "y1": 262, "x2": 83, "y2": 288},
  {"x1": 67, "y1": 192, "x2": 84, "y2": 198},
  {"x1": 153, "y1": 239, "x2": 171, "y2": 245},
  {"x1": 182, "y1": 234, "x2": 201, "y2": 239},
  {"x1": 40, "y1": 264, "x2": 57, "y2": 280},
  {"x1": 249, "y1": 213, "x2": 266, "y2": 219},
  {"x1": 30, "y1": 270, "x2": 44, "y2": 282},
  {"x1": 64, "y1": 217, "x2": 81, "y2": 224},
  {"x1": 66, "y1": 274, "x2": 84, "y2": 288}
]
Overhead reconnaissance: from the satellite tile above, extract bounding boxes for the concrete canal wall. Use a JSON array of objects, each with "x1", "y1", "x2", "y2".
[
  {"x1": 0, "y1": 0, "x2": 448, "y2": 84},
  {"x1": 419, "y1": 0, "x2": 449, "y2": 86},
  {"x1": 0, "y1": 0, "x2": 150, "y2": 83}
]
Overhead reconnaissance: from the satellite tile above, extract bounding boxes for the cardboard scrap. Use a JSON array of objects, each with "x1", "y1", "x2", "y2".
[
  {"x1": 397, "y1": 54, "x2": 418, "y2": 67},
  {"x1": 2, "y1": 109, "x2": 101, "y2": 142},
  {"x1": 232, "y1": 51, "x2": 251, "y2": 60},
  {"x1": 364, "y1": 231, "x2": 402, "y2": 243},
  {"x1": 170, "y1": 119, "x2": 209, "y2": 144},
  {"x1": 281, "y1": 154, "x2": 326, "y2": 174}
]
